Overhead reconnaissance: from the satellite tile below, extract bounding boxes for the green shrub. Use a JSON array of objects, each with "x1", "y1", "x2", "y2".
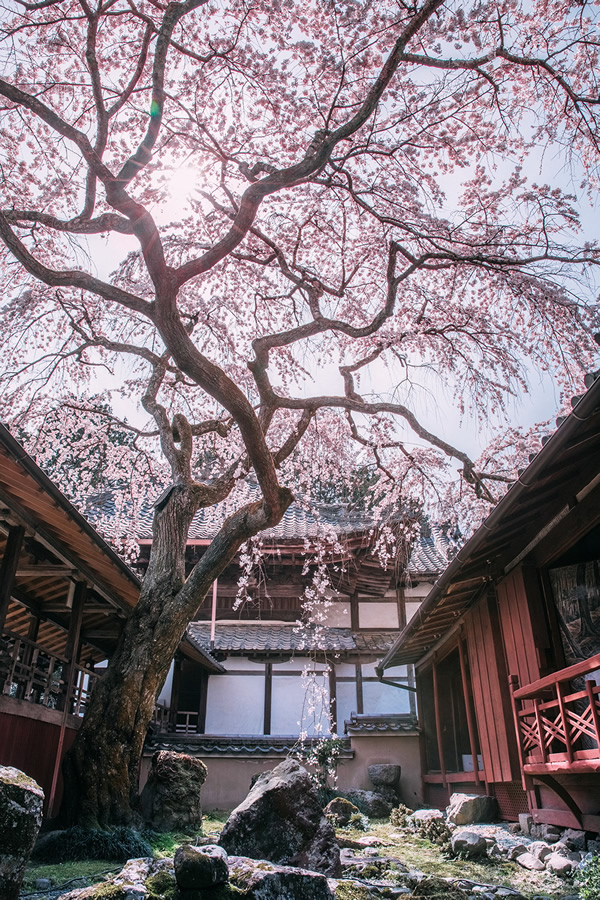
[
  {"x1": 32, "y1": 826, "x2": 152, "y2": 862},
  {"x1": 578, "y1": 854, "x2": 600, "y2": 900}
]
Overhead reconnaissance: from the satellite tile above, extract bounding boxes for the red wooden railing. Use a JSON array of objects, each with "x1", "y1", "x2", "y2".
[
  {"x1": 0, "y1": 630, "x2": 100, "y2": 716},
  {"x1": 510, "y1": 652, "x2": 600, "y2": 776}
]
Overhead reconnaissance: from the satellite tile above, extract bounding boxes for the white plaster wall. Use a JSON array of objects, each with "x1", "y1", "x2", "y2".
[
  {"x1": 271, "y1": 673, "x2": 330, "y2": 735},
  {"x1": 359, "y1": 602, "x2": 399, "y2": 629},
  {"x1": 205, "y1": 673, "x2": 265, "y2": 734}
]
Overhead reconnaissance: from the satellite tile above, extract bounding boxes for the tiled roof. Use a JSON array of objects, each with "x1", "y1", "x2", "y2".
[
  {"x1": 145, "y1": 734, "x2": 354, "y2": 756},
  {"x1": 186, "y1": 623, "x2": 398, "y2": 654},
  {"x1": 344, "y1": 712, "x2": 419, "y2": 735}
]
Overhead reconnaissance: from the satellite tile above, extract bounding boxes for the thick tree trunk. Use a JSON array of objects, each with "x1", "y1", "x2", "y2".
[
  {"x1": 61, "y1": 485, "x2": 208, "y2": 827},
  {"x1": 60, "y1": 481, "x2": 293, "y2": 827}
]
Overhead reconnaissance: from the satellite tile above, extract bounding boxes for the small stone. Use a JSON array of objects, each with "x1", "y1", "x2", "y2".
[
  {"x1": 538, "y1": 824, "x2": 562, "y2": 843},
  {"x1": 495, "y1": 890, "x2": 526, "y2": 899},
  {"x1": 451, "y1": 829, "x2": 488, "y2": 858},
  {"x1": 545, "y1": 853, "x2": 575, "y2": 876},
  {"x1": 518, "y1": 813, "x2": 533, "y2": 834},
  {"x1": 35, "y1": 878, "x2": 53, "y2": 889},
  {"x1": 562, "y1": 828, "x2": 586, "y2": 850},
  {"x1": 174, "y1": 844, "x2": 229, "y2": 890},
  {"x1": 507, "y1": 843, "x2": 530, "y2": 860},
  {"x1": 587, "y1": 839, "x2": 600, "y2": 853},
  {"x1": 515, "y1": 851, "x2": 545, "y2": 870},
  {"x1": 528, "y1": 841, "x2": 552, "y2": 862}
]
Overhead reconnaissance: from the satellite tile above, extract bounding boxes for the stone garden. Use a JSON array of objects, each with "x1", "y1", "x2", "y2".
[{"x1": 2, "y1": 757, "x2": 599, "y2": 900}]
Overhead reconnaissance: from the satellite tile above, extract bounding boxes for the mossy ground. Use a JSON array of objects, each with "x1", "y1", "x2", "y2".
[{"x1": 23, "y1": 812, "x2": 577, "y2": 900}]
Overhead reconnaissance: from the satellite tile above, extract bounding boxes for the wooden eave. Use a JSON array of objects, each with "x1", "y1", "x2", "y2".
[
  {"x1": 0, "y1": 424, "x2": 140, "y2": 612},
  {"x1": 379, "y1": 378, "x2": 600, "y2": 671}
]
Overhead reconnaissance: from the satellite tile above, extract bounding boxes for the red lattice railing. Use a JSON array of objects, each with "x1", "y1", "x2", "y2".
[{"x1": 510, "y1": 652, "x2": 600, "y2": 774}]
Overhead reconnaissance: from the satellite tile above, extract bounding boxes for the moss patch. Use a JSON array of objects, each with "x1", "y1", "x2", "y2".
[{"x1": 145, "y1": 870, "x2": 177, "y2": 900}]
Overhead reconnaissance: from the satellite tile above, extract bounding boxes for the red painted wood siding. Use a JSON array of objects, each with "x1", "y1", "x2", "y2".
[
  {"x1": 496, "y1": 567, "x2": 541, "y2": 690},
  {"x1": 0, "y1": 711, "x2": 77, "y2": 814},
  {"x1": 464, "y1": 593, "x2": 518, "y2": 783}
]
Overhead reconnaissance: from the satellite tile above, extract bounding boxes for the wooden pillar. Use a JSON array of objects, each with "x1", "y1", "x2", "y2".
[
  {"x1": 355, "y1": 662, "x2": 364, "y2": 714},
  {"x1": 350, "y1": 593, "x2": 359, "y2": 632},
  {"x1": 264, "y1": 663, "x2": 272, "y2": 735},
  {"x1": 0, "y1": 525, "x2": 25, "y2": 634},
  {"x1": 169, "y1": 653, "x2": 183, "y2": 731},
  {"x1": 328, "y1": 664, "x2": 337, "y2": 734},
  {"x1": 432, "y1": 657, "x2": 447, "y2": 787},
  {"x1": 58, "y1": 581, "x2": 86, "y2": 712},
  {"x1": 198, "y1": 672, "x2": 208, "y2": 734},
  {"x1": 396, "y1": 584, "x2": 407, "y2": 631},
  {"x1": 458, "y1": 636, "x2": 481, "y2": 785}
]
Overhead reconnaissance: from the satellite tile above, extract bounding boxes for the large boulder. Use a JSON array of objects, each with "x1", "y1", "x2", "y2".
[
  {"x1": 219, "y1": 758, "x2": 341, "y2": 876},
  {"x1": 367, "y1": 764, "x2": 401, "y2": 788},
  {"x1": 139, "y1": 750, "x2": 207, "y2": 831},
  {"x1": 446, "y1": 792, "x2": 497, "y2": 825},
  {"x1": 0, "y1": 765, "x2": 44, "y2": 900}
]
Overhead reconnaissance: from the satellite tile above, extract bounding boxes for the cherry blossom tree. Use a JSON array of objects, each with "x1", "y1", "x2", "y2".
[{"x1": 0, "y1": 0, "x2": 599, "y2": 825}]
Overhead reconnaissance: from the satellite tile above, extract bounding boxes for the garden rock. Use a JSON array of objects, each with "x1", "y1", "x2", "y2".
[
  {"x1": 408, "y1": 808, "x2": 445, "y2": 827},
  {"x1": 518, "y1": 814, "x2": 533, "y2": 834},
  {"x1": 219, "y1": 757, "x2": 341, "y2": 875},
  {"x1": 446, "y1": 793, "x2": 497, "y2": 825},
  {"x1": 345, "y1": 789, "x2": 392, "y2": 818},
  {"x1": 515, "y1": 851, "x2": 545, "y2": 871},
  {"x1": 368, "y1": 764, "x2": 401, "y2": 788},
  {"x1": 545, "y1": 852, "x2": 576, "y2": 877},
  {"x1": 228, "y1": 854, "x2": 333, "y2": 898},
  {"x1": 174, "y1": 843, "x2": 229, "y2": 889},
  {"x1": 562, "y1": 828, "x2": 586, "y2": 850},
  {"x1": 528, "y1": 841, "x2": 552, "y2": 862},
  {"x1": 139, "y1": 750, "x2": 207, "y2": 831},
  {"x1": 0, "y1": 765, "x2": 44, "y2": 900},
  {"x1": 324, "y1": 797, "x2": 360, "y2": 827},
  {"x1": 57, "y1": 857, "x2": 174, "y2": 899},
  {"x1": 451, "y1": 830, "x2": 488, "y2": 858}
]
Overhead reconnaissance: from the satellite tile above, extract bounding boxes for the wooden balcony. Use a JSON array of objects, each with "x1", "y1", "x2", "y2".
[
  {"x1": 511, "y1": 652, "x2": 600, "y2": 777},
  {"x1": 0, "y1": 630, "x2": 100, "y2": 717}
]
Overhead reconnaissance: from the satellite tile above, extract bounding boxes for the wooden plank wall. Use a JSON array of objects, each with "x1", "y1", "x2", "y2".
[
  {"x1": 496, "y1": 567, "x2": 542, "y2": 690},
  {"x1": 0, "y1": 711, "x2": 77, "y2": 814},
  {"x1": 464, "y1": 592, "x2": 518, "y2": 784}
]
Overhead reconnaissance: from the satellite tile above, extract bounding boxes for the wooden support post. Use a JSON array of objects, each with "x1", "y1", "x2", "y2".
[
  {"x1": 432, "y1": 657, "x2": 447, "y2": 788},
  {"x1": 198, "y1": 672, "x2": 208, "y2": 735},
  {"x1": 0, "y1": 525, "x2": 25, "y2": 634},
  {"x1": 49, "y1": 581, "x2": 86, "y2": 816},
  {"x1": 458, "y1": 637, "x2": 480, "y2": 785},
  {"x1": 355, "y1": 662, "x2": 364, "y2": 714},
  {"x1": 556, "y1": 681, "x2": 573, "y2": 763},
  {"x1": 59, "y1": 582, "x2": 86, "y2": 712},
  {"x1": 585, "y1": 679, "x2": 600, "y2": 751},
  {"x1": 169, "y1": 653, "x2": 183, "y2": 731},
  {"x1": 264, "y1": 663, "x2": 272, "y2": 735},
  {"x1": 328, "y1": 664, "x2": 337, "y2": 734},
  {"x1": 533, "y1": 698, "x2": 547, "y2": 763},
  {"x1": 509, "y1": 674, "x2": 528, "y2": 792},
  {"x1": 350, "y1": 593, "x2": 359, "y2": 632}
]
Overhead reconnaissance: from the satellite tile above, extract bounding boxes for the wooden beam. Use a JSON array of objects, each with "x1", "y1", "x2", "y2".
[{"x1": 0, "y1": 525, "x2": 25, "y2": 633}]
